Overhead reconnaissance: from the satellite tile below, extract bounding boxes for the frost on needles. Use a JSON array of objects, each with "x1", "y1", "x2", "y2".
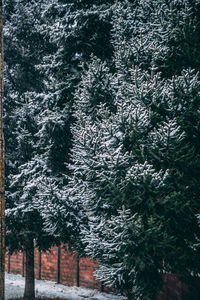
[{"x1": 70, "y1": 1, "x2": 200, "y2": 299}]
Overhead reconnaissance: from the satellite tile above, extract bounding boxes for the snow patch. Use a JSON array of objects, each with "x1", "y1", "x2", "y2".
[{"x1": 5, "y1": 273, "x2": 125, "y2": 300}]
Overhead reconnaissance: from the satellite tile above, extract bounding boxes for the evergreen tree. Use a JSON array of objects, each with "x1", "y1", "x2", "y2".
[
  {"x1": 4, "y1": 0, "x2": 118, "y2": 298},
  {"x1": 35, "y1": 0, "x2": 119, "y2": 252},
  {"x1": 70, "y1": 1, "x2": 200, "y2": 299},
  {"x1": 4, "y1": 1, "x2": 58, "y2": 298},
  {"x1": 5, "y1": 0, "x2": 200, "y2": 299}
]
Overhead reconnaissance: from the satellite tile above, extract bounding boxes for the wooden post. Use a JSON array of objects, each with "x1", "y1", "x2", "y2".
[
  {"x1": 0, "y1": 1, "x2": 5, "y2": 299},
  {"x1": 22, "y1": 251, "x2": 25, "y2": 277},
  {"x1": 38, "y1": 249, "x2": 41, "y2": 280},
  {"x1": 8, "y1": 253, "x2": 10, "y2": 273},
  {"x1": 57, "y1": 246, "x2": 61, "y2": 284},
  {"x1": 76, "y1": 256, "x2": 80, "y2": 287}
]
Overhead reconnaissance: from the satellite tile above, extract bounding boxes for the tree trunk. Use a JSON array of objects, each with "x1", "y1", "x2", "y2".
[
  {"x1": 0, "y1": 1, "x2": 5, "y2": 299},
  {"x1": 24, "y1": 237, "x2": 35, "y2": 300}
]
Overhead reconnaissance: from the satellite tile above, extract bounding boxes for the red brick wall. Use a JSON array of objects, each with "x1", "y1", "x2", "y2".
[
  {"x1": 79, "y1": 257, "x2": 100, "y2": 289},
  {"x1": 5, "y1": 244, "x2": 100, "y2": 290},
  {"x1": 40, "y1": 247, "x2": 57, "y2": 282},
  {"x1": 6, "y1": 251, "x2": 24, "y2": 275},
  {"x1": 6, "y1": 247, "x2": 200, "y2": 299},
  {"x1": 59, "y1": 245, "x2": 77, "y2": 286}
]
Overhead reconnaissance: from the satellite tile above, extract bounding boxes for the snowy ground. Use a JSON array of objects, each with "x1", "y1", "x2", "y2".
[{"x1": 5, "y1": 273, "x2": 126, "y2": 300}]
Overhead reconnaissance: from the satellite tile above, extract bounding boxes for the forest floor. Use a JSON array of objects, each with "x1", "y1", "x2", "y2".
[{"x1": 5, "y1": 273, "x2": 125, "y2": 300}]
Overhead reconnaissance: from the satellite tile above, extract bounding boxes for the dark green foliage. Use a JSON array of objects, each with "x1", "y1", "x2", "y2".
[
  {"x1": 4, "y1": 0, "x2": 117, "y2": 254},
  {"x1": 4, "y1": 0, "x2": 200, "y2": 299},
  {"x1": 70, "y1": 1, "x2": 200, "y2": 299}
]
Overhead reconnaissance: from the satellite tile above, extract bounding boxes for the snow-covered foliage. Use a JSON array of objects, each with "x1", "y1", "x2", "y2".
[
  {"x1": 4, "y1": 0, "x2": 59, "y2": 252},
  {"x1": 69, "y1": 1, "x2": 200, "y2": 299},
  {"x1": 4, "y1": 0, "x2": 200, "y2": 299},
  {"x1": 4, "y1": 0, "x2": 118, "y2": 253}
]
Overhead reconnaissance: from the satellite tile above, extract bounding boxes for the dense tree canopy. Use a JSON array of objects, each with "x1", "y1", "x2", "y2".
[
  {"x1": 3, "y1": 0, "x2": 200, "y2": 299},
  {"x1": 69, "y1": 1, "x2": 200, "y2": 299}
]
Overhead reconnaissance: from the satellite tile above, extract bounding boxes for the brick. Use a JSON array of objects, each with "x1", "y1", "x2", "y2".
[{"x1": 5, "y1": 243, "x2": 111, "y2": 292}]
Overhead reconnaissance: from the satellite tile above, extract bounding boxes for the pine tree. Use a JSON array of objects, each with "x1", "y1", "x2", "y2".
[
  {"x1": 34, "y1": 0, "x2": 119, "y2": 253},
  {"x1": 4, "y1": 1, "x2": 57, "y2": 298},
  {"x1": 4, "y1": 0, "x2": 118, "y2": 298},
  {"x1": 70, "y1": 1, "x2": 200, "y2": 299}
]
